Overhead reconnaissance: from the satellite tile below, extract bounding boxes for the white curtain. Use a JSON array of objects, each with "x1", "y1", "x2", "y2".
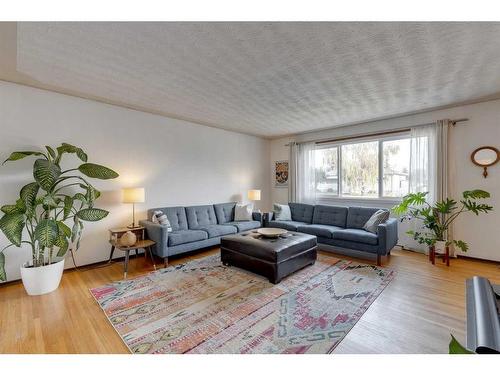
[
  {"x1": 296, "y1": 141, "x2": 317, "y2": 204},
  {"x1": 403, "y1": 119, "x2": 451, "y2": 253},
  {"x1": 409, "y1": 124, "x2": 437, "y2": 203},
  {"x1": 288, "y1": 142, "x2": 298, "y2": 202}
]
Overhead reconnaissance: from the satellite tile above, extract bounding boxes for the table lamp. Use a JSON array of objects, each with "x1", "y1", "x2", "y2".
[
  {"x1": 248, "y1": 189, "x2": 261, "y2": 212},
  {"x1": 123, "y1": 187, "x2": 145, "y2": 228}
]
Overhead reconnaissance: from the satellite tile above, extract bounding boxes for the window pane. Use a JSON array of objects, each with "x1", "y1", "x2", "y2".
[
  {"x1": 314, "y1": 147, "x2": 338, "y2": 195},
  {"x1": 382, "y1": 138, "x2": 410, "y2": 197},
  {"x1": 341, "y1": 141, "x2": 378, "y2": 197}
]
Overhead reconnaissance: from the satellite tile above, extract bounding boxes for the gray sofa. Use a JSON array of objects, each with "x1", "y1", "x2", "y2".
[
  {"x1": 139, "y1": 202, "x2": 262, "y2": 265},
  {"x1": 266, "y1": 203, "x2": 398, "y2": 265}
]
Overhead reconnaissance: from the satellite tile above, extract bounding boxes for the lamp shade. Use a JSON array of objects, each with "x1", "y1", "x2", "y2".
[
  {"x1": 122, "y1": 187, "x2": 145, "y2": 203},
  {"x1": 247, "y1": 189, "x2": 261, "y2": 201}
]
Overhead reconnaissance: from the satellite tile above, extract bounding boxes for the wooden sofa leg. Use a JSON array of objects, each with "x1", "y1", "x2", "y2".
[
  {"x1": 164, "y1": 257, "x2": 169, "y2": 268},
  {"x1": 376, "y1": 254, "x2": 381, "y2": 266}
]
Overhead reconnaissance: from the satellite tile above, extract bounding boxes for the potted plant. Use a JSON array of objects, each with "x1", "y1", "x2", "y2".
[
  {"x1": 0, "y1": 143, "x2": 118, "y2": 295},
  {"x1": 392, "y1": 190, "x2": 493, "y2": 255}
]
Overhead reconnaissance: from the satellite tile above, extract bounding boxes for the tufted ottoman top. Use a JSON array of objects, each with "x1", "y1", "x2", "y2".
[{"x1": 221, "y1": 231, "x2": 317, "y2": 263}]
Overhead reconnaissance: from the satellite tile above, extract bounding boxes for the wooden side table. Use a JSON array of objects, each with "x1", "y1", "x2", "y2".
[{"x1": 109, "y1": 227, "x2": 156, "y2": 278}]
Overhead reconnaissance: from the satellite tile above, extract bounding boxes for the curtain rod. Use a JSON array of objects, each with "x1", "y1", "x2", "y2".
[{"x1": 285, "y1": 118, "x2": 468, "y2": 146}]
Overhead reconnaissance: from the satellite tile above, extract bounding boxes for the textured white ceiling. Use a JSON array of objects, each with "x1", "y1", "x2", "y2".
[{"x1": 7, "y1": 22, "x2": 500, "y2": 137}]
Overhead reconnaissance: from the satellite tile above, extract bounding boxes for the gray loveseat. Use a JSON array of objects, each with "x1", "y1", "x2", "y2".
[
  {"x1": 139, "y1": 202, "x2": 262, "y2": 265},
  {"x1": 266, "y1": 203, "x2": 398, "y2": 265}
]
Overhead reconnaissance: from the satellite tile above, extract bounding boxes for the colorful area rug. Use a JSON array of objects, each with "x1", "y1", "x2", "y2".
[{"x1": 90, "y1": 254, "x2": 394, "y2": 354}]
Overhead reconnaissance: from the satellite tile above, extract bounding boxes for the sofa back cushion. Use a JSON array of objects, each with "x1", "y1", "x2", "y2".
[
  {"x1": 289, "y1": 203, "x2": 314, "y2": 224},
  {"x1": 148, "y1": 206, "x2": 188, "y2": 231},
  {"x1": 214, "y1": 202, "x2": 236, "y2": 224},
  {"x1": 347, "y1": 207, "x2": 384, "y2": 229},
  {"x1": 186, "y1": 205, "x2": 218, "y2": 228},
  {"x1": 312, "y1": 205, "x2": 348, "y2": 227}
]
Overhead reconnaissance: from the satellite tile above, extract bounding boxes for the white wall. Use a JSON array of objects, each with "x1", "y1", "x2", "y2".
[
  {"x1": 0, "y1": 81, "x2": 270, "y2": 282},
  {"x1": 270, "y1": 99, "x2": 500, "y2": 262}
]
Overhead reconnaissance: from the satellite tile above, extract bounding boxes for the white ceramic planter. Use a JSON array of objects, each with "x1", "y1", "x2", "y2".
[
  {"x1": 434, "y1": 240, "x2": 447, "y2": 254},
  {"x1": 20, "y1": 258, "x2": 65, "y2": 296}
]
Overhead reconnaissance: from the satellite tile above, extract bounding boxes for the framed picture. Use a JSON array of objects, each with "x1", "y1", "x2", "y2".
[{"x1": 275, "y1": 160, "x2": 289, "y2": 187}]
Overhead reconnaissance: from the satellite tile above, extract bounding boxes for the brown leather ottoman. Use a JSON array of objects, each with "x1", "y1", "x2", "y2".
[{"x1": 220, "y1": 231, "x2": 317, "y2": 284}]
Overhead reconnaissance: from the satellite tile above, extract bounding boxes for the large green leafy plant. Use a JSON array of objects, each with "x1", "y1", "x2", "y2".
[
  {"x1": 0, "y1": 143, "x2": 119, "y2": 281},
  {"x1": 392, "y1": 190, "x2": 493, "y2": 252}
]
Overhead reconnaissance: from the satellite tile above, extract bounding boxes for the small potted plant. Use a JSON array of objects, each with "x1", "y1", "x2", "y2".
[
  {"x1": 392, "y1": 190, "x2": 493, "y2": 255},
  {"x1": 0, "y1": 143, "x2": 119, "y2": 295}
]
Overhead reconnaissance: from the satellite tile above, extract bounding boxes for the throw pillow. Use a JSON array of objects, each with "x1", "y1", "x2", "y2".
[
  {"x1": 273, "y1": 203, "x2": 292, "y2": 221},
  {"x1": 152, "y1": 210, "x2": 173, "y2": 232},
  {"x1": 363, "y1": 209, "x2": 390, "y2": 234},
  {"x1": 234, "y1": 203, "x2": 253, "y2": 221}
]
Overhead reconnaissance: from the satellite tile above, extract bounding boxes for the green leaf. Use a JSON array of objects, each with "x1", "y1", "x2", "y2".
[
  {"x1": 392, "y1": 192, "x2": 429, "y2": 215},
  {"x1": 80, "y1": 183, "x2": 100, "y2": 208},
  {"x1": 462, "y1": 190, "x2": 490, "y2": 200},
  {"x1": 33, "y1": 159, "x2": 62, "y2": 191},
  {"x1": 435, "y1": 198, "x2": 457, "y2": 214},
  {"x1": 71, "y1": 217, "x2": 84, "y2": 250},
  {"x1": 1, "y1": 199, "x2": 26, "y2": 215},
  {"x1": 0, "y1": 252, "x2": 6, "y2": 281},
  {"x1": 57, "y1": 221, "x2": 72, "y2": 238},
  {"x1": 76, "y1": 208, "x2": 109, "y2": 222},
  {"x1": 78, "y1": 163, "x2": 119, "y2": 180},
  {"x1": 73, "y1": 192, "x2": 87, "y2": 203},
  {"x1": 71, "y1": 217, "x2": 80, "y2": 243},
  {"x1": 76, "y1": 148, "x2": 88, "y2": 162},
  {"x1": 1, "y1": 205, "x2": 18, "y2": 214},
  {"x1": 20, "y1": 182, "x2": 39, "y2": 216},
  {"x1": 56, "y1": 143, "x2": 88, "y2": 163},
  {"x1": 42, "y1": 195, "x2": 59, "y2": 209},
  {"x1": 0, "y1": 213, "x2": 25, "y2": 247},
  {"x1": 34, "y1": 219, "x2": 59, "y2": 248},
  {"x1": 63, "y1": 196, "x2": 73, "y2": 219},
  {"x1": 453, "y1": 240, "x2": 469, "y2": 253},
  {"x1": 3, "y1": 151, "x2": 44, "y2": 164},
  {"x1": 55, "y1": 236, "x2": 69, "y2": 257},
  {"x1": 449, "y1": 334, "x2": 474, "y2": 354},
  {"x1": 45, "y1": 146, "x2": 56, "y2": 159}
]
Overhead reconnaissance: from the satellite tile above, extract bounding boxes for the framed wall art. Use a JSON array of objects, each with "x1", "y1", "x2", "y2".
[{"x1": 275, "y1": 160, "x2": 289, "y2": 188}]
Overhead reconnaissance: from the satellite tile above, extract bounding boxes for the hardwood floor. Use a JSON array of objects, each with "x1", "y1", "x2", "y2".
[{"x1": 0, "y1": 247, "x2": 498, "y2": 354}]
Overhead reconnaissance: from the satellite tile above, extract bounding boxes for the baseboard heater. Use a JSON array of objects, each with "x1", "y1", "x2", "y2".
[{"x1": 466, "y1": 276, "x2": 500, "y2": 353}]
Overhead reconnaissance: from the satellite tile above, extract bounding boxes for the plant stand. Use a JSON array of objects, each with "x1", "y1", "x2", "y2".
[{"x1": 429, "y1": 245, "x2": 450, "y2": 266}]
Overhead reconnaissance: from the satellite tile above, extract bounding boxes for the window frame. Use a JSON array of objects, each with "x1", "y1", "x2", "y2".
[{"x1": 313, "y1": 131, "x2": 411, "y2": 203}]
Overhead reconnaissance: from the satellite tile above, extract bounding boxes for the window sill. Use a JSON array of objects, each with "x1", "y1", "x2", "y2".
[{"x1": 315, "y1": 195, "x2": 402, "y2": 206}]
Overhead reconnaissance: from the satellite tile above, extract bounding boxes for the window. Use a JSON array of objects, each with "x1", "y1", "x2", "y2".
[
  {"x1": 314, "y1": 147, "x2": 338, "y2": 195},
  {"x1": 341, "y1": 141, "x2": 378, "y2": 198},
  {"x1": 382, "y1": 138, "x2": 410, "y2": 197},
  {"x1": 313, "y1": 134, "x2": 410, "y2": 200}
]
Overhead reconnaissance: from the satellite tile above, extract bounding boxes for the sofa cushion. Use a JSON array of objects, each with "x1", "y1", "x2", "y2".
[
  {"x1": 267, "y1": 220, "x2": 308, "y2": 231},
  {"x1": 346, "y1": 207, "x2": 381, "y2": 229},
  {"x1": 289, "y1": 203, "x2": 314, "y2": 223},
  {"x1": 312, "y1": 205, "x2": 348, "y2": 227},
  {"x1": 167, "y1": 229, "x2": 208, "y2": 246},
  {"x1": 198, "y1": 224, "x2": 237, "y2": 238},
  {"x1": 297, "y1": 224, "x2": 343, "y2": 239},
  {"x1": 235, "y1": 203, "x2": 253, "y2": 221},
  {"x1": 363, "y1": 209, "x2": 390, "y2": 234},
  {"x1": 318, "y1": 237, "x2": 379, "y2": 254},
  {"x1": 225, "y1": 221, "x2": 261, "y2": 232},
  {"x1": 214, "y1": 202, "x2": 236, "y2": 224},
  {"x1": 273, "y1": 203, "x2": 292, "y2": 221},
  {"x1": 186, "y1": 205, "x2": 218, "y2": 228},
  {"x1": 333, "y1": 228, "x2": 378, "y2": 245},
  {"x1": 148, "y1": 206, "x2": 188, "y2": 231}
]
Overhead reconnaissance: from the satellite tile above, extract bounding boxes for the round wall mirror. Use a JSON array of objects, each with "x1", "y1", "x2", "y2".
[{"x1": 471, "y1": 146, "x2": 499, "y2": 178}]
